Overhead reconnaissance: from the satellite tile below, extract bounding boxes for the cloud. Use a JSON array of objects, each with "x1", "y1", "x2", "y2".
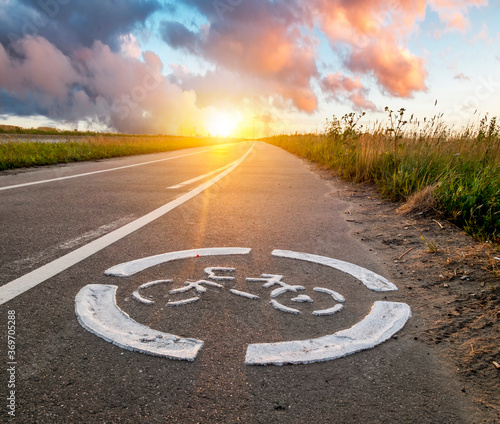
[
  {"x1": 428, "y1": 0, "x2": 488, "y2": 32},
  {"x1": 0, "y1": 36, "x2": 78, "y2": 99},
  {"x1": 0, "y1": 0, "x2": 490, "y2": 133},
  {"x1": 160, "y1": 21, "x2": 198, "y2": 52},
  {"x1": 119, "y1": 34, "x2": 142, "y2": 58},
  {"x1": 162, "y1": 0, "x2": 443, "y2": 111},
  {"x1": 471, "y1": 22, "x2": 494, "y2": 45},
  {"x1": 1, "y1": 0, "x2": 160, "y2": 54},
  {"x1": 0, "y1": 1, "x2": 208, "y2": 133},
  {"x1": 454, "y1": 73, "x2": 471, "y2": 81},
  {"x1": 309, "y1": 0, "x2": 430, "y2": 98},
  {"x1": 348, "y1": 38, "x2": 427, "y2": 97},
  {"x1": 320, "y1": 72, "x2": 376, "y2": 111},
  {"x1": 161, "y1": 1, "x2": 319, "y2": 113},
  {"x1": 0, "y1": 34, "x2": 207, "y2": 134}
]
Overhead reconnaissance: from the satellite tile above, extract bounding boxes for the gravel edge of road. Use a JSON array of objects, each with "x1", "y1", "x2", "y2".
[{"x1": 307, "y1": 161, "x2": 500, "y2": 423}]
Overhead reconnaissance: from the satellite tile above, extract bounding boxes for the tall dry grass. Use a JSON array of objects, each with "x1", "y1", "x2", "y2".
[{"x1": 266, "y1": 111, "x2": 500, "y2": 243}]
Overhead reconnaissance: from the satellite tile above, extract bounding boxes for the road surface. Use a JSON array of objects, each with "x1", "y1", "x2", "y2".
[{"x1": 0, "y1": 141, "x2": 477, "y2": 422}]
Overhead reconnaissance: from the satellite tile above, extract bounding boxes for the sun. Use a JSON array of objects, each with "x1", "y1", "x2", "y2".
[{"x1": 206, "y1": 110, "x2": 240, "y2": 137}]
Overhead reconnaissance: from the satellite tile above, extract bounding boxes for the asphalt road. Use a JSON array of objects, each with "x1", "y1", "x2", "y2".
[{"x1": 0, "y1": 141, "x2": 478, "y2": 423}]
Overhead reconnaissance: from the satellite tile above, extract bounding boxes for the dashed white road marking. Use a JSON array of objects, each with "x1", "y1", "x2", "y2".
[
  {"x1": 0, "y1": 147, "x2": 218, "y2": 192},
  {"x1": 0, "y1": 146, "x2": 254, "y2": 305},
  {"x1": 167, "y1": 163, "x2": 233, "y2": 189}
]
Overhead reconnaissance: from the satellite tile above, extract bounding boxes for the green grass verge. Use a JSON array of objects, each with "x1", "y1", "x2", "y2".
[
  {"x1": 0, "y1": 136, "x2": 239, "y2": 171},
  {"x1": 0, "y1": 127, "x2": 117, "y2": 136},
  {"x1": 265, "y1": 112, "x2": 500, "y2": 243}
]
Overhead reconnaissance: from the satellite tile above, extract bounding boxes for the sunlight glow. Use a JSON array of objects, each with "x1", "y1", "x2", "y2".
[{"x1": 206, "y1": 110, "x2": 241, "y2": 137}]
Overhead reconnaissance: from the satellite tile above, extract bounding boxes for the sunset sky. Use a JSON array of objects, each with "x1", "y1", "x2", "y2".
[{"x1": 0, "y1": 0, "x2": 499, "y2": 137}]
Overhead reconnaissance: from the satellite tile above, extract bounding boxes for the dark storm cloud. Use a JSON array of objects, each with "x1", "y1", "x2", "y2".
[
  {"x1": 1, "y1": 0, "x2": 161, "y2": 53},
  {"x1": 159, "y1": 21, "x2": 198, "y2": 52}
]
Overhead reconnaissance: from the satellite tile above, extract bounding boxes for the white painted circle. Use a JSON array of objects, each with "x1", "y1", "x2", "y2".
[{"x1": 75, "y1": 248, "x2": 411, "y2": 365}]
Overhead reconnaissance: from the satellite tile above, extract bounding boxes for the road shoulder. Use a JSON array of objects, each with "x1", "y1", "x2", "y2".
[{"x1": 309, "y1": 161, "x2": 500, "y2": 422}]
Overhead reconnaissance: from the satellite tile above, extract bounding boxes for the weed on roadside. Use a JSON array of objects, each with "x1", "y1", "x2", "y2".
[{"x1": 265, "y1": 110, "x2": 500, "y2": 244}]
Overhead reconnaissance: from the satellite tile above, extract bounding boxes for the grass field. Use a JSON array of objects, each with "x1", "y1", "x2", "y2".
[
  {"x1": 265, "y1": 111, "x2": 500, "y2": 244},
  {"x1": 0, "y1": 125, "x2": 116, "y2": 137},
  {"x1": 0, "y1": 135, "x2": 239, "y2": 171}
]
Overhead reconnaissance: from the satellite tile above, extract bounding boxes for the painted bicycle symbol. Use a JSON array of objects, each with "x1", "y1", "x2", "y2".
[
  {"x1": 132, "y1": 268, "x2": 346, "y2": 317},
  {"x1": 75, "y1": 248, "x2": 411, "y2": 365}
]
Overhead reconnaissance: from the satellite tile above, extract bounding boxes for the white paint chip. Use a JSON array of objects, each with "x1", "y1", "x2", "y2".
[
  {"x1": 169, "y1": 280, "x2": 223, "y2": 294},
  {"x1": 167, "y1": 297, "x2": 200, "y2": 307},
  {"x1": 291, "y1": 295, "x2": 313, "y2": 303},
  {"x1": 230, "y1": 289, "x2": 259, "y2": 300},
  {"x1": 314, "y1": 287, "x2": 345, "y2": 303},
  {"x1": 204, "y1": 267, "x2": 236, "y2": 281},
  {"x1": 270, "y1": 300, "x2": 301, "y2": 315},
  {"x1": 75, "y1": 284, "x2": 203, "y2": 361},
  {"x1": 245, "y1": 301, "x2": 411, "y2": 365},
  {"x1": 132, "y1": 280, "x2": 172, "y2": 305},
  {"x1": 313, "y1": 304, "x2": 344, "y2": 317}
]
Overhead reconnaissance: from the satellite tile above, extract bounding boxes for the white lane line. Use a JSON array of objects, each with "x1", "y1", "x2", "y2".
[
  {"x1": 167, "y1": 163, "x2": 233, "y2": 189},
  {"x1": 0, "y1": 144, "x2": 254, "y2": 305},
  {"x1": 0, "y1": 147, "x2": 216, "y2": 192}
]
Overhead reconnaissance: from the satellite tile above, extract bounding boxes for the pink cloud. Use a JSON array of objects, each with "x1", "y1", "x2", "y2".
[
  {"x1": 321, "y1": 73, "x2": 364, "y2": 93},
  {"x1": 161, "y1": 0, "x2": 485, "y2": 118},
  {"x1": 348, "y1": 39, "x2": 427, "y2": 97},
  {"x1": 161, "y1": 2, "x2": 319, "y2": 113},
  {"x1": 429, "y1": 0, "x2": 488, "y2": 31},
  {"x1": 454, "y1": 72, "x2": 470, "y2": 80},
  {"x1": 308, "y1": 0, "x2": 483, "y2": 98},
  {"x1": 0, "y1": 36, "x2": 79, "y2": 100},
  {"x1": 349, "y1": 91, "x2": 377, "y2": 111},
  {"x1": 321, "y1": 72, "x2": 376, "y2": 110},
  {"x1": 73, "y1": 41, "x2": 206, "y2": 134},
  {"x1": 471, "y1": 23, "x2": 494, "y2": 45},
  {"x1": 202, "y1": 22, "x2": 319, "y2": 113}
]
